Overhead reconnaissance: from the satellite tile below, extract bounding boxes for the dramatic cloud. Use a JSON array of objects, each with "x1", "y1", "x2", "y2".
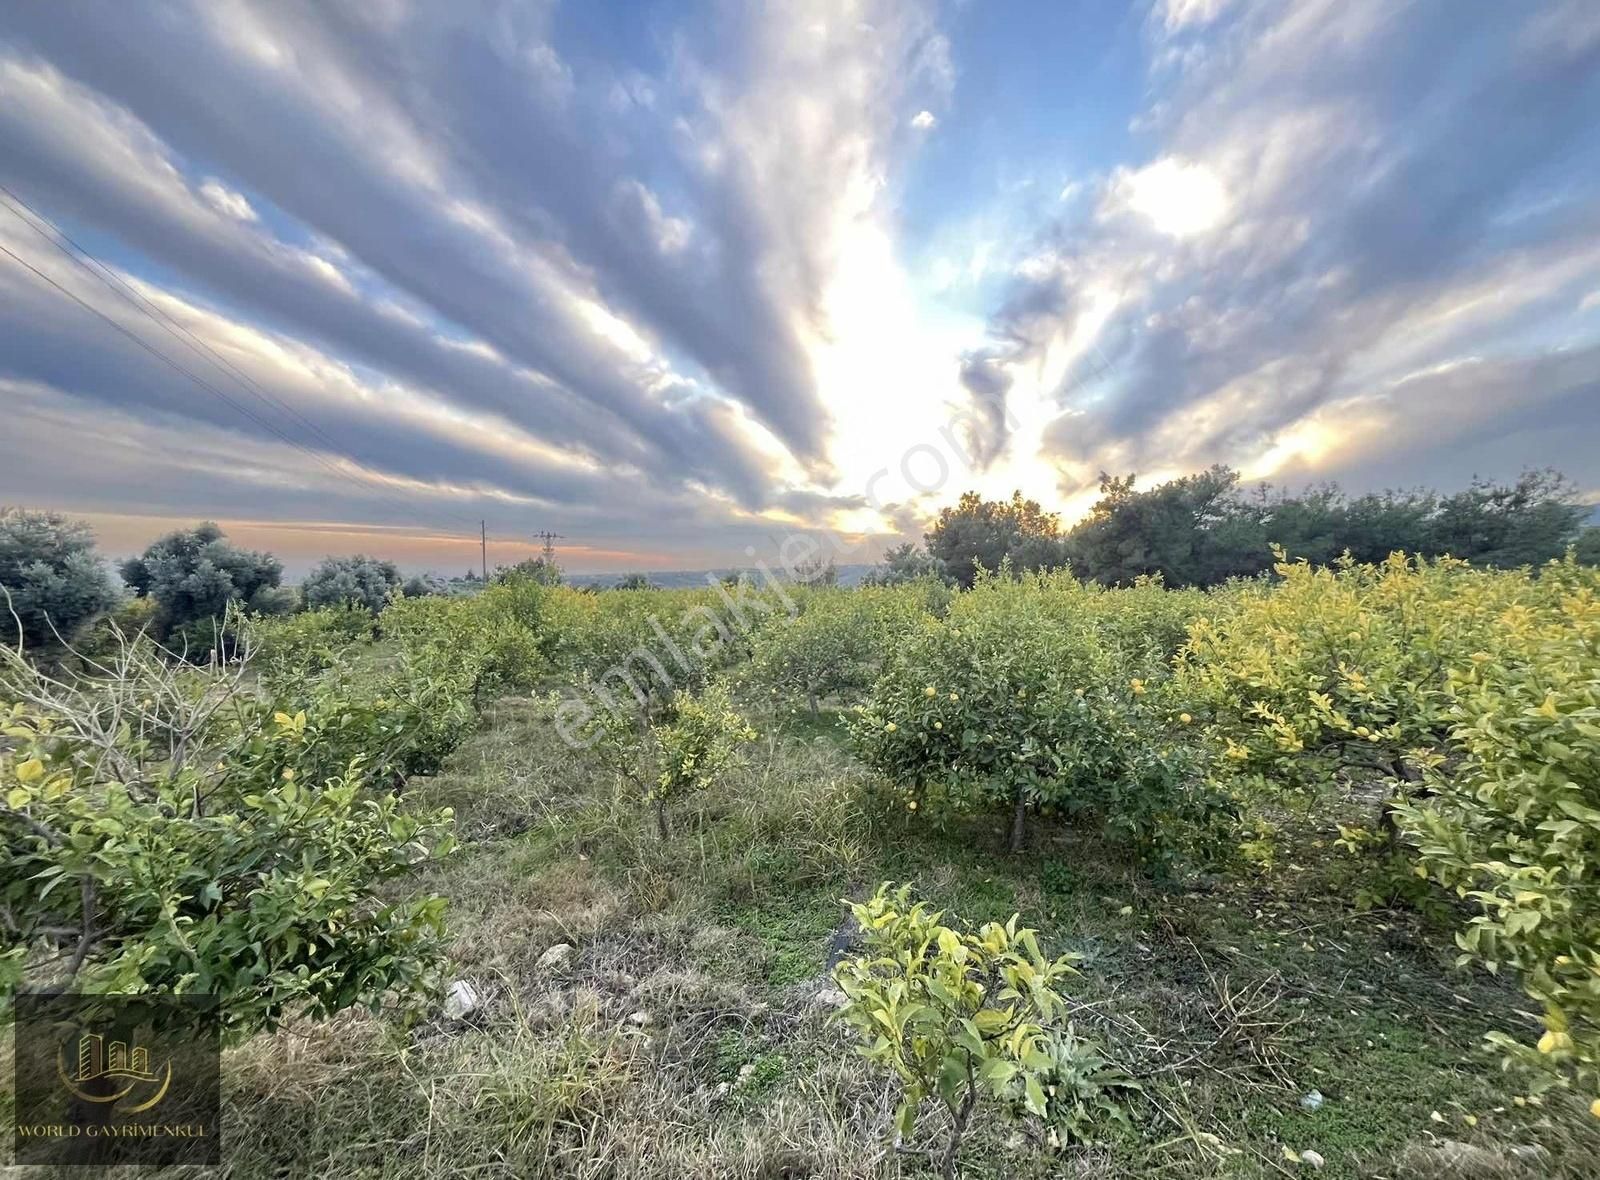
[
  {"x1": 965, "y1": 0, "x2": 1600, "y2": 499},
  {"x1": 0, "y1": 1, "x2": 1595, "y2": 572}
]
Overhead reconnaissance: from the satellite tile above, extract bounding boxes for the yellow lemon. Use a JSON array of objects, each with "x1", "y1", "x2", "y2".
[
  {"x1": 925, "y1": 686, "x2": 937, "y2": 697},
  {"x1": 1179, "y1": 713, "x2": 1192, "y2": 724},
  {"x1": 949, "y1": 692, "x2": 959, "y2": 702},
  {"x1": 885, "y1": 722, "x2": 897, "y2": 733},
  {"x1": 907, "y1": 801, "x2": 918, "y2": 811},
  {"x1": 1590, "y1": 1098, "x2": 1600, "y2": 1119},
  {"x1": 933, "y1": 721, "x2": 942, "y2": 730},
  {"x1": 281, "y1": 768, "x2": 296, "y2": 781},
  {"x1": 1538, "y1": 1029, "x2": 1572, "y2": 1054}
]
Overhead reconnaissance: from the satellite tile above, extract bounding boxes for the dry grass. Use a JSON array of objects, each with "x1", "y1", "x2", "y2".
[{"x1": 14, "y1": 696, "x2": 1600, "y2": 1178}]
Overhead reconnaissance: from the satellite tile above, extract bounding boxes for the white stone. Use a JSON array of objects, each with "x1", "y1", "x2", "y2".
[
  {"x1": 537, "y1": 942, "x2": 574, "y2": 970},
  {"x1": 1300, "y1": 1149, "x2": 1325, "y2": 1170},
  {"x1": 626, "y1": 1010, "x2": 653, "y2": 1028},
  {"x1": 811, "y1": 986, "x2": 849, "y2": 1010},
  {"x1": 443, "y1": 979, "x2": 479, "y2": 1020}
]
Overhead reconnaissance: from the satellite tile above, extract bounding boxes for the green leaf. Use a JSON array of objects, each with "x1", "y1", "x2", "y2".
[
  {"x1": 1024, "y1": 1075, "x2": 1048, "y2": 1116},
  {"x1": 894, "y1": 1099, "x2": 917, "y2": 1140}
]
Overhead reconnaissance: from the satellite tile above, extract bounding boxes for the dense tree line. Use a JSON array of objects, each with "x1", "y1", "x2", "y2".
[
  {"x1": 0, "y1": 512, "x2": 464, "y2": 658},
  {"x1": 905, "y1": 467, "x2": 1597, "y2": 589}
]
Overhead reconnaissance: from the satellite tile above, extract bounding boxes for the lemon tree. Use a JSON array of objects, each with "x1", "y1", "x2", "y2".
[
  {"x1": 1174, "y1": 551, "x2": 1553, "y2": 845},
  {"x1": 848, "y1": 573, "x2": 1230, "y2": 863},
  {"x1": 1395, "y1": 570, "x2": 1600, "y2": 1091},
  {"x1": 578, "y1": 679, "x2": 756, "y2": 839},
  {"x1": 834, "y1": 883, "x2": 1112, "y2": 1179},
  {"x1": 0, "y1": 637, "x2": 455, "y2": 1039}
]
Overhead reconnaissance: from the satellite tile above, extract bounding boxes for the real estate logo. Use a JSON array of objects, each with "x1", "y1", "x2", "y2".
[
  {"x1": 57, "y1": 1028, "x2": 173, "y2": 1112},
  {"x1": 11, "y1": 993, "x2": 220, "y2": 1166}
]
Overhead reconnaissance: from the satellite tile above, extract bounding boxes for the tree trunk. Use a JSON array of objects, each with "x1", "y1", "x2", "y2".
[
  {"x1": 1009, "y1": 786, "x2": 1027, "y2": 854},
  {"x1": 654, "y1": 797, "x2": 670, "y2": 841},
  {"x1": 941, "y1": 1087, "x2": 977, "y2": 1180},
  {"x1": 806, "y1": 689, "x2": 819, "y2": 716},
  {"x1": 1380, "y1": 757, "x2": 1424, "y2": 851}
]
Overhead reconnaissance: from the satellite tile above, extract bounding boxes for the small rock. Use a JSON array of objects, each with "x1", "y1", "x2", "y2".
[
  {"x1": 443, "y1": 979, "x2": 480, "y2": 1020},
  {"x1": 811, "y1": 986, "x2": 849, "y2": 1010},
  {"x1": 1300, "y1": 1149, "x2": 1325, "y2": 1170},
  {"x1": 713, "y1": 1081, "x2": 730, "y2": 1098},
  {"x1": 1416, "y1": 1140, "x2": 1516, "y2": 1177},
  {"x1": 1300, "y1": 1089, "x2": 1325, "y2": 1111},
  {"x1": 537, "y1": 942, "x2": 574, "y2": 970},
  {"x1": 737, "y1": 1063, "x2": 756, "y2": 1084},
  {"x1": 626, "y1": 1010, "x2": 653, "y2": 1028}
]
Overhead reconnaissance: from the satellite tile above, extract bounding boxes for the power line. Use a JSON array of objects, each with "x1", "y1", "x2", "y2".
[
  {"x1": 0, "y1": 186, "x2": 480, "y2": 533},
  {"x1": 534, "y1": 529, "x2": 565, "y2": 563},
  {"x1": 0, "y1": 187, "x2": 481, "y2": 535}
]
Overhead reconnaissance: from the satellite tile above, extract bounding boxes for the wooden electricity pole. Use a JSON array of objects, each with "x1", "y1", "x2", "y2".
[{"x1": 480, "y1": 520, "x2": 488, "y2": 582}]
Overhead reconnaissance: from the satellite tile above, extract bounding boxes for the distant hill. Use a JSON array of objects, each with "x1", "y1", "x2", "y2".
[{"x1": 562, "y1": 563, "x2": 877, "y2": 590}]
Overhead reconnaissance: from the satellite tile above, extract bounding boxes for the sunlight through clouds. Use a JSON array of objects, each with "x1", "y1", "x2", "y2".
[{"x1": 0, "y1": 0, "x2": 1595, "y2": 571}]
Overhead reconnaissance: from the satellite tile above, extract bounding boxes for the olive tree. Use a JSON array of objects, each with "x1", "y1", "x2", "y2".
[
  {"x1": 302, "y1": 554, "x2": 402, "y2": 614},
  {"x1": 119, "y1": 522, "x2": 283, "y2": 649},
  {"x1": 0, "y1": 507, "x2": 122, "y2": 651}
]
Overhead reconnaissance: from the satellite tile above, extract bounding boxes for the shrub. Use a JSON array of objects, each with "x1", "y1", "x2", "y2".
[
  {"x1": 577, "y1": 680, "x2": 756, "y2": 839},
  {"x1": 1577, "y1": 527, "x2": 1600, "y2": 568},
  {"x1": 303, "y1": 554, "x2": 402, "y2": 615},
  {"x1": 848, "y1": 573, "x2": 1230, "y2": 863},
  {"x1": 547, "y1": 584, "x2": 766, "y2": 719},
  {"x1": 1174, "y1": 551, "x2": 1555, "y2": 830},
  {"x1": 1395, "y1": 577, "x2": 1600, "y2": 1092},
  {"x1": 0, "y1": 634, "x2": 455, "y2": 1039},
  {"x1": 747, "y1": 591, "x2": 880, "y2": 714},
  {"x1": 0, "y1": 507, "x2": 122, "y2": 651},
  {"x1": 1172, "y1": 552, "x2": 1599, "y2": 893},
  {"x1": 402, "y1": 572, "x2": 448, "y2": 598},
  {"x1": 382, "y1": 592, "x2": 543, "y2": 702},
  {"x1": 119, "y1": 521, "x2": 282, "y2": 648},
  {"x1": 248, "y1": 606, "x2": 372, "y2": 684},
  {"x1": 832, "y1": 883, "x2": 1097, "y2": 1179}
]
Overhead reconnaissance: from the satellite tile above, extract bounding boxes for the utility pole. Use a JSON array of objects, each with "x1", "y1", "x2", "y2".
[
  {"x1": 534, "y1": 529, "x2": 565, "y2": 564},
  {"x1": 480, "y1": 520, "x2": 488, "y2": 582}
]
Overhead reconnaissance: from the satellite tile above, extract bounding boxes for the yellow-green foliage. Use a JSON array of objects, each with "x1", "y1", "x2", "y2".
[
  {"x1": 541, "y1": 586, "x2": 767, "y2": 717},
  {"x1": 1174, "y1": 550, "x2": 1561, "y2": 803},
  {"x1": 577, "y1": 679, "x2": 756, "y2": 838},
  {"x1": 1395, "y1": 566, "x2": 1600, "y2": 1090},
  {"x1": 847, "y1": 573, "x2": 1231, "y2": 862},
  {"x1": 0, "y1": 637, "x2": 455, "y2": 1037},
  {"x1": 747, "y1": 585, "x2": 929, "y2": 713},
  {"x1": 1176, "y1": 550, "x2": 1600, "y2": 1088},
  {"x1": 248, "y1": 605, "x2": 372, "y2": 682},
  {"x1": 832, "y1": 883, "x2": 1083, "y2": 1178}
]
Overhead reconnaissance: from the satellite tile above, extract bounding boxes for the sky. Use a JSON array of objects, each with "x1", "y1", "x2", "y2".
[{"x1": 1, "y1": 0, "x2": 1598, "y2": 577}]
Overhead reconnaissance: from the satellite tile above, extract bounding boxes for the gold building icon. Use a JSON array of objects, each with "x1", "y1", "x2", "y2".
[{"x1": 73, "y1": 1033, "x2": 160, "y2": 1083}]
